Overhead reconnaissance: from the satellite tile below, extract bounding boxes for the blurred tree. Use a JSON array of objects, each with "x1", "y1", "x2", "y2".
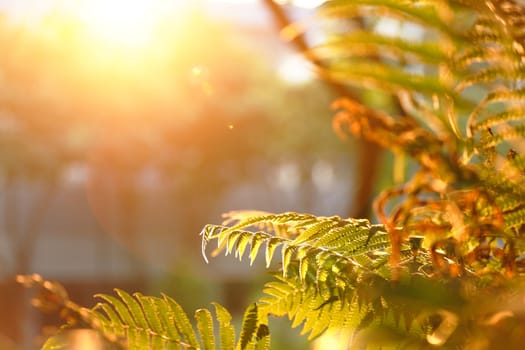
[
  {"x1": 0, "y1": 6, "x2": 348, "y2": 270},
  {"x1": 0, "y1": 5, "x2": 351, "y2": 345},
  {"x1": 261, "y1": 0, "x2": 386, "y2": 219}
]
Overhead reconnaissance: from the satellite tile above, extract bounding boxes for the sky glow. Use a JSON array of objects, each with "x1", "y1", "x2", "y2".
[{"x1": 63, "y1": 0, "x2": 172, "y2": 49}]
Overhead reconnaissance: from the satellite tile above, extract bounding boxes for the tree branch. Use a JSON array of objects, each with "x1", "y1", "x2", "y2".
[{"x1": 259, "y1": 0, "x2": 383, "y2": 219}]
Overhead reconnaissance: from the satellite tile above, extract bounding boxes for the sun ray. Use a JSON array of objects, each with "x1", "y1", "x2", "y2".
[{"x1": 72, "y1": 0, "x2": 166, "y2": 49}]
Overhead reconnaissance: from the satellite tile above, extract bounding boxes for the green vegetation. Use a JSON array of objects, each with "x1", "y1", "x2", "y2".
[{"x1": 22, "y1": 0, "x2": 525, "y2": 349}]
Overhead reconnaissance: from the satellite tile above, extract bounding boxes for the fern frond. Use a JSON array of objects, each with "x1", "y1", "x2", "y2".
[
  {"x1": 454, "y1": 46, "x2": 503, "y2": 68},
  {"x1": 314, "y1": 223, "x2": 388, "y2": 254},
  {"x1": 254, "y1": 324, "x2": 270, "y2": 350},
  {"x1": 260, "y1": 271, "x2": 358, "y2": 341},
  {"x1": 478, "y1": 124, "x2": 525, "y2": 149},
  {"x1": 260, "y1": 278, "x2": 299, "y2": 318},
  {"x1": 238, "y1": 304, "x2": 258, "y2": 350},
  {"x1": 504, "y1": 205, "x2": 525, "y2": 229},
  {"x1": 196, "y1": 309, "x2": 216, "y2": 350},
  {"x1": 94, "y1": 302, "x2": 125, "y2": 335},
  {"x1": 292, "y1": 219, "x2": 340, "y2": 246},
  {"x1": 212, "y1": 303, "x2": 235, "y2": 350},
  {"x1": 202, "y1": 212, "x2": 400, "y2": 282},
  {"x1": 258, "y1": 266, "x2": 431, "y2": 343},
  {"x1": 320, "y1": 0, "x2": 456, "y2": 36},
  {"x1": 21, "y1": 274, "x2": 269, "y2": 350},
  {"x1": 236, "y1": 303, "x2": 269, "y2": 350},
  {"x1": 117, "y1": 290, "x2": 151, "y2": 330},
  {"x1": 93, "y1": 291, "x2": 199, "y2": 349},
  {"x1": 222, "y1": 211, "x2": 318, "y2": 236},
  {"x1": 485, "y1": 88, "x2": 525, "y2": 105},
  {"x1": 160, "y1": 293, "x2": 200, "y2": 348},
  {"x1": 327, "y1": 60, "x2": 451, "y2": 95},
  {"x1": 314, "y1": 32, "x2": 448, "y2": 65},
  {"x1": 471, "y1": 108, "x2": 525, "y2": 132},
  {"x1": 137, "y1": 295, "x2": 171, "y2": 349},
  {"x1": 202, "y1": 211, "x2": 433, "y2": 343},
  {"x1": 458, "y1": 66, "x2": 525, "y2": 92}
]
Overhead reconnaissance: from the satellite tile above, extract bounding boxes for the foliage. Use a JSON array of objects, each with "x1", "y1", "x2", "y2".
[
  {"x1": 23, "y1": 0, "x2": 525, "y2": 349},
  {"x1": 18, "y1": 274, "x2": 270, "y2": 350},
  {"x1": 206, "y1": 0, "x2": 525, "y2": 348}
]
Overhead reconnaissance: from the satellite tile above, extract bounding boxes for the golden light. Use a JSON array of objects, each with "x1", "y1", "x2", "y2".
[
  {"x1": 274, "y1": 0, "x2": 326, "y2": 7},
  {"x1": 312, "y1": 330, "x2": 350, "y2": 350},
  {"x1": 72, "y1": 0, "x2": 166, "y2": 50}
]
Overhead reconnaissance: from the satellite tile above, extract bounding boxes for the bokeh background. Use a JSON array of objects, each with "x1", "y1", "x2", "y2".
[{"x1": 0, "y1": 1, "x2": 387, "y2": 348}]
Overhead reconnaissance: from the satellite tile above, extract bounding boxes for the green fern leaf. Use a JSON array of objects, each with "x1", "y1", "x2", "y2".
[
  {"x1": 471, "y1": 108, "x2": 525, "y2": 132},
  {"x1": 299, "y1": 252, "x2": 311, "y2": 282},
  {"x1": 135, "y1": 295, "x2": 165, "y2": 340},
  {"x1": 260, "y1": 279, "x2": 297, "y2": 317},
  {"x1": 94, "y1": 302, "x2": 125, "y2": 334},
  {"x1": 292, "y1": 219, "x2": 339, "y2": 246},
  {"x1": 479, "y1": 124, "x2": 525, "y2": 149},
  {"x1": 95, "y1": 293, "x2": 137, "y2": 328},
  {"x1": 454, "y1": 46, "x2": 499, "y2": 68},
  {"x1": 249, "y1": 233, "x2": 268, "y2": 266},
  {"x1": 234, "y1": 231, "x2": 254, "y2": 260},
  {"x1": 223, "y1": 213, "x2": 276, "y2": 232},
  {"x1": 154, "y1": 299, "x2": 182, "y2": 344},
  {"x1": 327, "y1": 60, "x2": 450, "y2": 95},
  {"x1": 289, "y1": 293, "x2": 312, "y2": 329},
  {"x1": 254, "y1": 324, "x2": 270, "y2": 350},
  {"x1": 321, "y1": 0, "x2": 453, "y2": 35},
  {"x1": 222, "y1": 212, "x2": 316, "y2": 236},
  {"x1": 458, "y1": 66, "x2": 525, "y2": 91},
  {"x1": 126, "y1": 327, "x2": 149, "y2": 350},
  {"x1": 115, "y1": 289, "x2": 150, "y2": 330},
  {"x1": 327, "y1": 300, "x2": 348, "y2": 330},
  {"x1": 200, "y1": 224, "x2": 225, "y2": 263},
  {"x1": 265, "y1": 237, "x2": 284, "y2": 268},
  {"x1": 237, "y1": 303, "x2": 259, "y2": 350},
  {"x1": 316, "y1": 303, "x2": 345, "y2": 340},
  {"x1": 504, "y1": 205, "x2": 525, "y2": 229},
  {"x1": 316, "y1": 32, "x2": 447, "y2": 65},
  {"x1": 195, "y1": 308, "x2": 216, "y2": 350},
  {"x1": 212, "y1": 302, "x2": 236, "y2": 350},
  {"x1": 281, "y1": 245, "x2": 297, "y2": 277},
  {"x1": 226, "y1": 231, "x2": 243, "y2": 256},
  {"x1": 485, "y1": 88, "x2": 525, "y2": 104},
  {"x1": 162, "y1": 294, "x2": 200, "y2": 349},
  {"x1": 148, "y1": 333, "x2": 167, "y2": 350}
]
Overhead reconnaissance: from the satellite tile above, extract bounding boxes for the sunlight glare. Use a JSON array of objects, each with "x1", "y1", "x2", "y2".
[
  {"x1": 278, "y1": 54, "x2": 314, "y2": 85},
  {"x1": 274, "y1": 0, "x2": 326, "y2": 7},
  {"x1": 73, "y1": 0, "x2": 164, "y2": 49}
]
